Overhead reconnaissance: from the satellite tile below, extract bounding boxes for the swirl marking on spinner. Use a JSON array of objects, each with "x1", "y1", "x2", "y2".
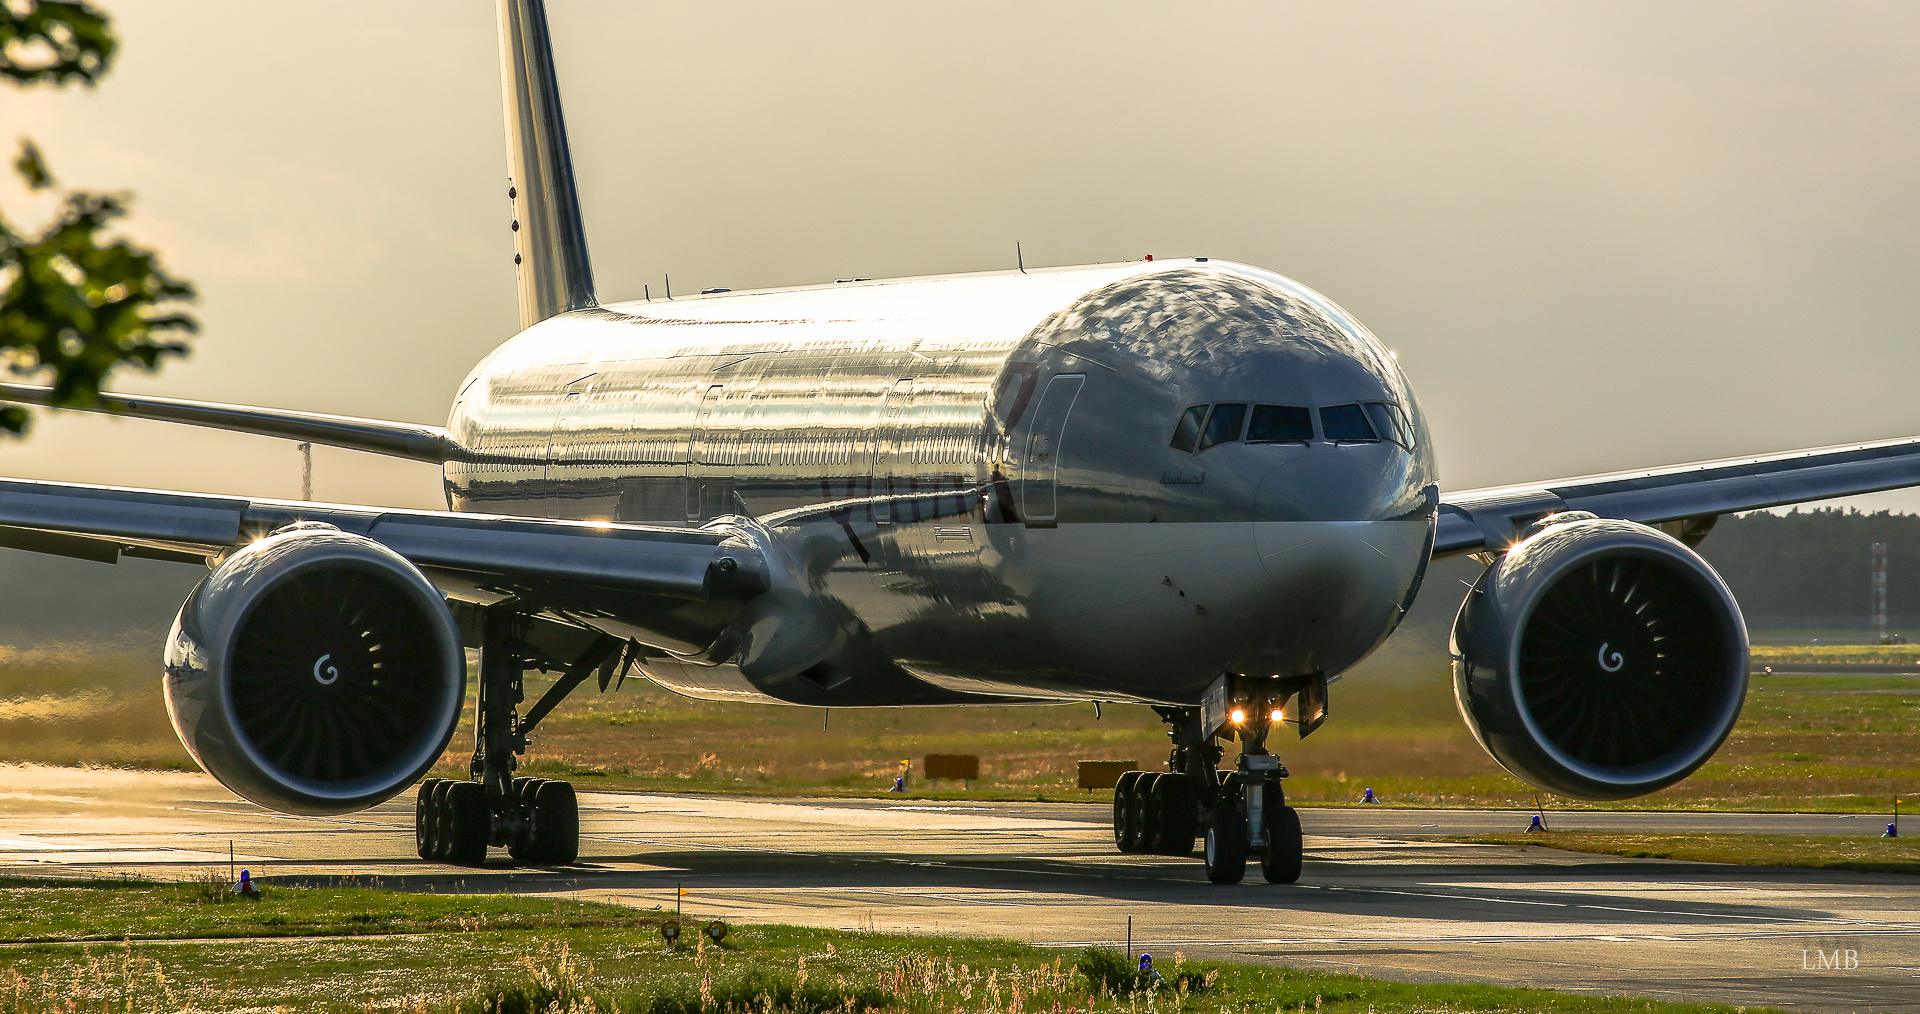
[
  {"x1": 313, "y1": 654, "x2": 339, "y2": 685},
  {"x1": 1597, "y1": 643, "x2": 1624, "y2": 673}
]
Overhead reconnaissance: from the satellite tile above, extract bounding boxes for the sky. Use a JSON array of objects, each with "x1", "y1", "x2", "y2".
[{"x1": 4, "y1": 1, "x2": 1919, "y2": 515}]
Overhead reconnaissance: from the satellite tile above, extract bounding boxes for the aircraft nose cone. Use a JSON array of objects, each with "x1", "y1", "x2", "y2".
[{"x1": 1255, "y1": 449, "x2": 1397, "y2": 522}]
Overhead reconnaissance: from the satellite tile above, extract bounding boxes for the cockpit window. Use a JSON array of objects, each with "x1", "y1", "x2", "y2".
[
  {"x1": 1199, "y1": 403, "x2": 1247, "y2": 450},
  {"x1": 1363, "y1": 402, "x2": 1414, "y2": 449},
  {"x1": 1319, "y1": 404, "x2": 1377, "y2": 442},
  {"x1": 1169, "y1": 404, "x2": 1208, "y2": 452},
  {"x1": 1246, "y1": 405, "x2": 1313, "y2": 443}
]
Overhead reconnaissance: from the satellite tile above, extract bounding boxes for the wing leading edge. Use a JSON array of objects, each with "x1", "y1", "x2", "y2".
[
  {"x1": 0, "y1": 476, "x2": 760, "y2": 605},
  {"x1": 1437, "y1": 433, "x2": 1920, "y2": 559}
]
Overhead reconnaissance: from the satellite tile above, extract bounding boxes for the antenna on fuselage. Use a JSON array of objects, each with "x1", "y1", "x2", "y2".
[
  {"x1": 1016, "y1": 242, "x2": 1026, "y2": 274},
  {"x1": 497, "y1": 0, "x2": 598, "y2": 330}
]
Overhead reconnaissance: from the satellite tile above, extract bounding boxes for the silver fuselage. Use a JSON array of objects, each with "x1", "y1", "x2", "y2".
[{"x1": 443, "y1": 259, "x2": 1439, "y2": 706}]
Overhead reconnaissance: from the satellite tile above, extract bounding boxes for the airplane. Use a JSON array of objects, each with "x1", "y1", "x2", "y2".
[{"x1": 4, "y1": 0, "x2": 1920, "y2": 885}]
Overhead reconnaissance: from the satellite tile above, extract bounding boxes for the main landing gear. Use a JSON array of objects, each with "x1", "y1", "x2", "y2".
[
  {"x1": 1112, "y1": 677, "x2": 1318, "y2": 885},
  {"x1": 415, "y1": 608, "x2": 625, "y2": 867}
]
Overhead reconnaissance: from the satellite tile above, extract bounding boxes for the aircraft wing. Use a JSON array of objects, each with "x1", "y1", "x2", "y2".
[
  {"x1": 0, "y1": 383, "x2": 471, "y2": 464},
  {"x1": 0, "y1": 476, "x2": 762, "y2": 603},
  {"x1": 1436, "y1": 434, "x2": 1920, "y2": 559}
]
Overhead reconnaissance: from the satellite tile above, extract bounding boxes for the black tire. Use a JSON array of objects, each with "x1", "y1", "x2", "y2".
[
  {"x1": 1112, "y1": 771, "x2": 1144, "y2": 853},
  {"x1": 507, "y1": 777, "x2": 546, "y2": 864},
  {"x1": 414, "y1": 778, "x2": 445, "y2": 860},
  {"x1": 1203, "y1": 802, "x2": 1248, "y2": 884},
  {"x1": 528, "y1": 780, "x2": 580, "y2": 865},
  {"x1": 444, "y1": 781, "x2": 490, "y2": 865},
  {"x1": 506, "y1": 775, "x2": 545, "y2": 864},
  {"x1": 427, "y1": 778, "x2": 455, "y2": 861},
  {"x1": 1135, "y1": 772, "x2": 1164, "y2": 854},
  {"x1": 1150, "y1": 773, "x2": 1198, "y2": 856},
  {"x1": 1260, "y1": 804, "x2": 1304, "y2": 884}
]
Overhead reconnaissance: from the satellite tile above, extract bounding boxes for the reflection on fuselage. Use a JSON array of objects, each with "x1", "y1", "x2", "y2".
[{"x1": 443, "y1": 260, "x2": 1440, "y2": 708}]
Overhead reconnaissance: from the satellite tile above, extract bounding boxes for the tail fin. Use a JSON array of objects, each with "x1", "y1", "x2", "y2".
[{"x1": 497, "y1": 0, "x2": 597, "y2": 329}]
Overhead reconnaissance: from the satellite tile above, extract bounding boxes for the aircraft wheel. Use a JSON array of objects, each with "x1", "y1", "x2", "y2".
[
  {"x1": 1112, "y1": 771, "x2": 1144, "y2": 853},
  {"x1": 506, "y1": 777, "x2": 545, "y2": 864},
  {"x1": 443, "y1": 781, "x2": 490, "y2": 866},
  {"x1": 1260, "y1": 804, "x2": 1304, "y2": 884},
  {"x1": 1136, "y1": 772, "x2": 1164, "y2": 853},
  {"x1": 1203, "y1": 803, "x2": 1247, "y2": 884},
  {"x1": 1150, "y1": 773, "x2": 1198, "y2": 856},
  {"x1": 414, "y1": 778, "x2": 445, "y2": 860},
  {"x1": 527, "y1": 780, "x2": 580, "y2": 865},
  {"x1": 427, "y1": 778, "x2": 456, "y2": 861}
]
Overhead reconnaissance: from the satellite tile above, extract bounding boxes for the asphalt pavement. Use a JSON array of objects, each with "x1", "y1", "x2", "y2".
[{"x1": 0, "y1": 766, "x2": 1913, "y2": 1011}]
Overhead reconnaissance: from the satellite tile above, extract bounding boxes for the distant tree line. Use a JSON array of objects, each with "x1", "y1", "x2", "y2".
[{"x1": 1697, "y1": 508, "x2": 1920, "y2": 630}]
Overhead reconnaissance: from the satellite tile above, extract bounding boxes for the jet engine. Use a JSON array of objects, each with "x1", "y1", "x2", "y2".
[
  {"x1": 1451, "y1": 513, "x2": 1747, "y2": 800},
  {"x1": 164, "y1": 523, "x2": 465, "y2": 815}
]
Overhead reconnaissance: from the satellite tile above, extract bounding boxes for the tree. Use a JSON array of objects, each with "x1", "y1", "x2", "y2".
[{"x1": 0, "y1": 0, "x2": 195, "y2": 436}]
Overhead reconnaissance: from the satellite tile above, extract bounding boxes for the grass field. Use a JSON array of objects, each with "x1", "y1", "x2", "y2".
[
  {"x1": 2, "y1": 636, "x2": 1915, "y2": 812},
  {"x1": 1749, "y1": 644, "x2": 1920, "y2": 664},
  {"x1": 0, "y1": 876, "x2": 1780, "y2": 1013}
]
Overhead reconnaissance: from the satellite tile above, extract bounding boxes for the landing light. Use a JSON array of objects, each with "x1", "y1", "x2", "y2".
[
  {"x1": 1269, "y1": 708, "x2": 1284, "y2": 723},
  {"x1": 1229, "y1": 708, "x2": 1245, "y2": 725}
]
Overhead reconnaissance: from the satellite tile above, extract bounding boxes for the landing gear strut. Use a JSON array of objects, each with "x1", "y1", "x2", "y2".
[
  {"x1": 1206, "y1": 742, "x2": 1302, "y2": 885},
  {"x1": 1115, "y1": 676, "x2": 1317, "y2": 885},
  {"x1": 415, "y1": 609, "x2": 622, "y2": 867}
]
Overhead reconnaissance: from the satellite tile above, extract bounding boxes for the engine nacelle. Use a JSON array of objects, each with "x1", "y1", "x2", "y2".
[
  {"x1": 164, "y1": 523, "x2": 465, "y2": 815},
  {"x1": 1451, "y1": 514, "x2": 1747, "y2": 800}
]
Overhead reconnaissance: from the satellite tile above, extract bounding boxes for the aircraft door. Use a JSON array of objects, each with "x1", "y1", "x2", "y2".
[
  {"x1": 686, "y1": 384, "x2": 724, "y2": 524},
  {"x1": 1019, "y1": 374, "x2": 1084, "y2": 523},
  {"x1": 543, "y1": 373, "x2": 596, "y2": 478},
  {"x1": 873, "y1": 378, "x2": 914, "y2": 524}
]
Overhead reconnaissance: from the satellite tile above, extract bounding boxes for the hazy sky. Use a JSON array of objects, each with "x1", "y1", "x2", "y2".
[{"x1": 4, "y1": 1, "x2": 1919, "y2": 514}]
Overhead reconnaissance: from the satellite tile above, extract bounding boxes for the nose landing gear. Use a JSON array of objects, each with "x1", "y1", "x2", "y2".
[
  {"x1": 1205, "y1": 752, "x2": 1303, "y2": 884},
  {"x1": 1123, "y1": 675, "x2": 1320, "y2": 884}
]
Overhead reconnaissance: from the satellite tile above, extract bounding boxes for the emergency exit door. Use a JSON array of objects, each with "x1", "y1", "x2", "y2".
[{"x1": 1019, "y1": 374, "x2": 1084, "y2": 523}]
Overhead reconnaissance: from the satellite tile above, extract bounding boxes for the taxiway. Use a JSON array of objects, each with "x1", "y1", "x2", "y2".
[{"x1": 0, "y1": 766, "x2": 1913, "y2": 1011}]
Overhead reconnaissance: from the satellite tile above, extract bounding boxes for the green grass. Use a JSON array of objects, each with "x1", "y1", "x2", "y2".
[
  {"x1": 0, "y1": 873, "x2": 659, "y2": 943},
  {"x1": 1749, "y1": 643, "x2": 1920, "y2": 664},
  {"x1": 1442, "y1": 831, "x2": 1920, "y2": 875},
  {"x1": 432, "y1": 667, "x2": 1920, "y2": 814},
  {"x1": 4, "y1": 637, "x2": 1917, "y2": 813},
  {"x1": 1750, "y1": 674, "x2": 1920, "y2": 692},
  {"x1": 0, "y1": 877, "x2": 1784, "y2": 1013}
]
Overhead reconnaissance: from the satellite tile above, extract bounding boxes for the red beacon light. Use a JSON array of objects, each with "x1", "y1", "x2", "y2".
[{"x1": 1143, "y1": 254, "x2": 1153, "y2": 261}]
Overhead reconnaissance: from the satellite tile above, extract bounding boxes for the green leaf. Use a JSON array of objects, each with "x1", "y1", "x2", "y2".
[
  {"x1": 0, "y1": 0, "x2": 116, "y2": 87},
  {"x1": 13, "y1": 140, "x2": 52, "y2": 190},
  {"x1": 0, "y1": 146, "x2": 195, "y2": 436}
]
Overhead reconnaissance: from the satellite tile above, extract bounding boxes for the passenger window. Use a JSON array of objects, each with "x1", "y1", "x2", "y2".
[
  {"x1": 1169, "y1": 404, "x2": 1208, "y2": 452},
  {"x1": 1320, "y1": 404, "x2": 1377, "y2": 442},
  {"x1": 1247, "y1": 405, "x2": 1313, "y2": 443},
  {"x1": 1198, "y1": 403, "x2": 1247, "y2": 450}
]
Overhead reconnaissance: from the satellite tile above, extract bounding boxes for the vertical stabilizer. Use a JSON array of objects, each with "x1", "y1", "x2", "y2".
[{"x1": 497, "y1": 0, "x2": 597, "y2": 329}]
